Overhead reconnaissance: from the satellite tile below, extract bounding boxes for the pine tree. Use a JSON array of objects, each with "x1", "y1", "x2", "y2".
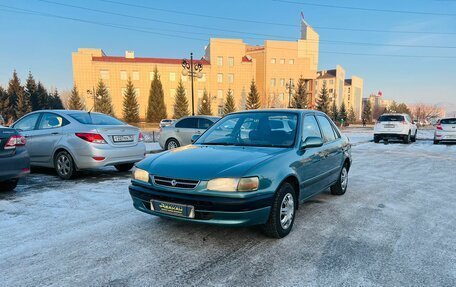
[
  {"x1": 0, "y1": 86, "x2": 7, "y2": 123},
  {"x1": 172, "y1": 79, "x2": 189, "y2": 119},
  {"x1": 315, "y1": 81, "x2": 330, "y2": 114},
  {"x1": 25, "y1": 72, "x2": 39, "y2": 111},
  {"x1": 36, "y1": 82, "x2": 49, "y2": 109},
  {"x1": 122, "y1": 77, "x2": 140, "y2": 123},
  {"x1": 362, "y1": 100, "x2": 372, "y2": 124},
  {"x1": 146, "y1": 67, "x2": 167, "y2": 122},
  {"x1": 198, "y1": 89, "x2": 212, "y2": 115},
  {"x1": 8, "y1": 71, "x2": 32, "y2": 120},
  {"x1": 68, "y1": 85, "x2": 85, "y2": 110},
  {"x1": 48, "y1": 89, "x2": 64, "y2": 109},
  {"x1": 291, "y1": 77, "x2": 308, "y2": 109},
  {"x1": 339, "y1": 102, "x2": 348, "y2": 124},
  {"x1": 330, "y1": 100, "x2": 338, "y2": 122},
  {"x1": 246, "y1": 79, "x2": 261, "y2": 110},
  {"x1": 348, "y1": 106, "x2": 356, "y2": 124},
  {"x1": 95, "y1": 79, "x2": 114, "y2": 116},
  {"x1": 223, "y1": 89, "x2": 236, "y2": 115}
]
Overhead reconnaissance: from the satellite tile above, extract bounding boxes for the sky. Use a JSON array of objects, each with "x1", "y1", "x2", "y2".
[{"x1": 0, "y1": 0, "x2": 455, "y2": 109}]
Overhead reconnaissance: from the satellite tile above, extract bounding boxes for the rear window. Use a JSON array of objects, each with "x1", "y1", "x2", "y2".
[
  {"x1": 378, "y1": 115, "x2": 404, "y2": 122},
  {"x1": 69, "y1": 113, "x2": 124, "y2": 125},
  {"x1": 440, "y1": 118, "x2": 456, "y2": 125}
]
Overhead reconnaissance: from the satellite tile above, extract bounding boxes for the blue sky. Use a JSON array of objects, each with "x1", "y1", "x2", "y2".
[{"x1": 0, "y1": 0, "x2": 455, "y2": 107}]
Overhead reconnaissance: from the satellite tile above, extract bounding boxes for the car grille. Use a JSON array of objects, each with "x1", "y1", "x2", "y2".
[{"x1": 153, "y1": 176, "x2": 199, "y2": 189}]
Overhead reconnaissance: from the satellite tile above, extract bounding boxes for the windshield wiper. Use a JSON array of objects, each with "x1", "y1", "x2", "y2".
[{"x1": 201, "y1": 142, "x2": 237, "y2": 146}]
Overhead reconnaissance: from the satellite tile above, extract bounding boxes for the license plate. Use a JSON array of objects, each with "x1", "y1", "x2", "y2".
[
  {"x1": 112, "y1": 135, "x2": 134, "y2": 142},
  {"x1": 383, "y1": 124, "x2": 395, "y2": 128},
  {"x1": 150, "y1": 200, "x2": 195, "y2": 218}
]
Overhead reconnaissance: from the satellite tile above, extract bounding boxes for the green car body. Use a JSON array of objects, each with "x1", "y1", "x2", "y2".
[{"x1": 129, "y1": 109, "x2": 351, "y2": 237}]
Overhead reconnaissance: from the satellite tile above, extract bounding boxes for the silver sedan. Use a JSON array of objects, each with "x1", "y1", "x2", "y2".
[{"x1": 11, "y1": 110, "x2": 146, "y2": 179}]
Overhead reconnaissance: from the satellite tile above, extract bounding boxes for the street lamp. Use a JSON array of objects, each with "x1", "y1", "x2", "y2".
[
  {"x1": 86, "y1": 87, "x2": 100, "y2": 112},
  {"x1": 285, "y1": 78, "x2": 294, "y2": 108},
  {"x1": 182, "y1": 53, "x2": 204, "y2": 116}
]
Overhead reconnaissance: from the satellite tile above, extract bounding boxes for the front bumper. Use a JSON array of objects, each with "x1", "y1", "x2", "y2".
[{"x1": 129, "y1": 184, "x2": 273, "y2": 226}]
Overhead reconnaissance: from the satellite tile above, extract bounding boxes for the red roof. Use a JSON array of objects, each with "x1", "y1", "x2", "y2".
[
  {"x1": 92, "y1": 56, "x2": 210, "y2": 65},
  {"x1": 242, "y1": 56, "x2": 252, "y2": 62}
]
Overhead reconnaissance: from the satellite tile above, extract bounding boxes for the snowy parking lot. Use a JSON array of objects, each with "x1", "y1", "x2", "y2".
[{"x1": 1, "y1": 128, "x2": 455, "y2": 286}]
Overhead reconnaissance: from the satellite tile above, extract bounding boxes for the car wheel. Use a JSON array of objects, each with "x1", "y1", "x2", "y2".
[
  {"x1": 374, "y1": 136, "x2": 380, "y2": 143},
  {"x1": 54, "y1": 150, "x2": 76, "y2": 180},
  {"x1": 114, "y1": 163, "x2": 134, "y2": 172},
  {"x1": 403, "y1": 132, "x2": 411, "y2": 144},
  {"x1": 411, "y1": 131, "x2": 417, "y2": 142},
  {"x1": 0, "y1": 178, "x2": 18, "y2": 192},
  {"x1": 331, "y1": 164, "x2": 349, "y2": 196},
  {"x1": 166, "y1": 138, "x2": 180, "y2": 150},
  {"x1": 262, "y1": 182, "x2": 297, "y2": 238}
]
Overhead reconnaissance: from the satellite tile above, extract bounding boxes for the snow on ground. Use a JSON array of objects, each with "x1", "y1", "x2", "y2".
[
  {"x1": 145, "y1": 142, "x2": 161, "y2": 153},
  {"x1": 0, "y1": 128, "x2": 455, "y2": 286}
]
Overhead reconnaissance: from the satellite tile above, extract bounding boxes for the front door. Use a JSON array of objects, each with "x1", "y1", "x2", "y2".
[{"x1": 32, "y1": 113, "x2": 65, "y2": 164}]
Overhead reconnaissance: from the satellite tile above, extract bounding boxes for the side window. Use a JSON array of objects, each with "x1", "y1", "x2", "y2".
[
  {"x1": 38, "y1": 113, "x2": 65, "y2": 129},
  {"x1": 13, "y1": 113, "x2": 40, "y2": 131},
  {"x1": 316, "y1": 116, "x2": 336, "y2": 142},
  {"x1": 302, "y1": 115, "x2": 322, "y2": 142},
  {"x1": 175, "y1": 118, "x2": 198, "y2": 129},
  {"x1": 198, "y1": 118, "x2": 214, "y2": 129}
]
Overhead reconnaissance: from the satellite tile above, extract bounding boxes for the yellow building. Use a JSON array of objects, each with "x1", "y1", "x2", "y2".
[{"x1": 72, "y1": 18, "x2": 320, "y2": 119}]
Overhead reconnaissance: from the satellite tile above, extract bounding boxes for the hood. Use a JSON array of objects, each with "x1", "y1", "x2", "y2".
[{"x1": 138, "y1": 145, "x2": 288, "y2": 180}]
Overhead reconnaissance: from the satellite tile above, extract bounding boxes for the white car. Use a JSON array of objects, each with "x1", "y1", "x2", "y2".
[
  {"x1": 374, "y1": 113, "x2": 418, "y2": 144},
  {"x1": 434, "y1": 117, "x2": 456, "y2": 144}
]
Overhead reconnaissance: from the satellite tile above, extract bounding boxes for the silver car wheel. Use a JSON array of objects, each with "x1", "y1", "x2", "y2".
[
  {"x1": 341, "y1": 167, "x2": 348, "y2": 191},
  {"x1": 167, "y1": 140, "x2": 178, "y2": 150},
  {"x1": 57, "y1": 154, "x2": 71, "y2": 176},
  {"x1": 280, "y1": 193, "x2": 295, "y2": 230}
]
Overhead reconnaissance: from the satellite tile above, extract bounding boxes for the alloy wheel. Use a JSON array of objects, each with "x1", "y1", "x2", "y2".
[
  {"x1": 57, "y1": 154, "x2": 71, "y2": 176},
  {"x1": 280, "y1": 193, "x2": 295, "y2": 230},
  {"x1": 341, "y1": 167, "x2": 348, "y2": 191}
]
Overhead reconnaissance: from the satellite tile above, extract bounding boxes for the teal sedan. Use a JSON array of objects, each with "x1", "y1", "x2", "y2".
[{"x1": 129, "y1": 110, "x2": 351, "y2": 238}]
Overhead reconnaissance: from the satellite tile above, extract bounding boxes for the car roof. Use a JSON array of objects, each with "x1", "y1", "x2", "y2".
[
  {"x1": 380, "y1": 113, "x2": 408, "y2": 116},
  {"x1": 228, "y1": 109, "x2": 323, "y2": 116},
  {"x1": 180, "y1": 115, "x2": 221, "y2": 120},
  {"x1": 24, "y1": 110, "x2": 106, "y2": 116}
]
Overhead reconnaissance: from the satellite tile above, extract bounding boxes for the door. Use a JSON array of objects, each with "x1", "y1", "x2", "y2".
[
  {"x1": 174, "y1": 117, "x2": 199, "y2": 146},
  {"x1": 316, "y1": 115, "x2": 344, "y2": 186},
  {"x1": 32, "y1": 113, "x2": 66, "y2": 164},
  {"x1": 296, "y1": 115, "x2": 326, "y2": 199},
  {"x1": 11, "y1": 113, "x2": 41, "y2": 162}
]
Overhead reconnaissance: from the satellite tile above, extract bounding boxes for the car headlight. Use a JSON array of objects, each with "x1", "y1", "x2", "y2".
[
  {"x1": 207, "y1": 177, "x2": 259, "y2": 192},
  {"x1": 133, "y1": 168, "x2": 150, "y2": 183}
]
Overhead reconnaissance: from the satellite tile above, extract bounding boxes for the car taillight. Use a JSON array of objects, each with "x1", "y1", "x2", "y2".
[
  {"x1": 4, "y1": 135, "x2": 26, "y2": 149},
  {"x1": 138, "y1": 132, "x2": 144, "y2": 142},
  {"x1": 436, "y1": 124, "x2": 443, "y2": 130},
  {"x1": 75, "y1": 133, "x2": 106, "y2": 144}
]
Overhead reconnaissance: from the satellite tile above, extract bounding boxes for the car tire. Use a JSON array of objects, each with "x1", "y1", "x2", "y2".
[
  {"x1": 114, "y1": 163, "x2": 134, "y2": 172},
  {"x1": 374, "y1": 136, "x2": 380, "y2": 143},
  {"x1": 411, "y1": 131, "x2": 417, "y2": 142},
  {"x1": 165, "y1": 138, "x2": 180, "y2": 150},
  {"x1": 261, "y1": 182, "x2": 297, "y2": 239},
  {"x1": 331, "y1": 164, "x2": 349, "y2": 196},
  {"x1": 403, "y1": 132, "x2": 411, "y2": 144},
  {"x1": 54, "y1": 150, "x2": 76, "y2": 180},
  {"x1": 0, "y1": 178, "x2": 18, "y2": 192}
]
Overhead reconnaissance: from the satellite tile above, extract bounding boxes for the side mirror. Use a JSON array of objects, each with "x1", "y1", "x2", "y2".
[
  {"x1": 300, "y1": 136, "x2": 324, "y2": 150},
  {"x1": 191, "y1": 134, "x2": 200, "y2": 143}
]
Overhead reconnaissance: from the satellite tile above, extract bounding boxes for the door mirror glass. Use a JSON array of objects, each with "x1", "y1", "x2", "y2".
[
  {"x1": 301, "y1": 136, "x2": 323, "y2": 150},
  {"x1": 191, "y1": 134, "x2": 200, "y2": 143}
]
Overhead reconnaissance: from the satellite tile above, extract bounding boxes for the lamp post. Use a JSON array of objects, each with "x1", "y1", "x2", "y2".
[
  {"x1": 285, "y1": 78, "x2": 294, "y2": 108},
  {"x1": 86, "y1": 87, "x2": 98, "y2": 112},
  {"x1": 182, "y1": 53, "x2": 203, "y2": 116}
]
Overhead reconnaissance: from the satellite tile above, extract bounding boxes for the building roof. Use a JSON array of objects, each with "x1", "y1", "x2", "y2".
[
  {"x1": 242, "y1": 56, "x2": 252, "y2": 62},
  {"x1": 92, "y1": 56, "x2": 210, "y2": 65},
  {"x1": 316, "y1": 69, "x2": 337, "y2": 79}
]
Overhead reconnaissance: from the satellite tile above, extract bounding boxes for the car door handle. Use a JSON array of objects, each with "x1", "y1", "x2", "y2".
[
  {"x1": 175, "y1": 129, "x2": 180, "y2": 133},
  {"x1": 51, "y1": 132, "x2": 59, "y2": 135}
]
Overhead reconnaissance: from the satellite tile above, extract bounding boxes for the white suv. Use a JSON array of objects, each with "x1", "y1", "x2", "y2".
[{"x1": 374, "y1": 113, "x2": 418, "y2": 144}]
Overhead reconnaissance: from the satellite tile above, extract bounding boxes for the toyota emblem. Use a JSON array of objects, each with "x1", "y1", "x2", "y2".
[{"x1": 171, "y1": 180, "x2": 177, "y2": 187}]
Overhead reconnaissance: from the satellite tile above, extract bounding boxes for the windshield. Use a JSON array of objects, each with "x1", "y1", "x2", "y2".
[
  {"x1": 70, "y1": 113, "x2": 125, "y2": 125},
  {"x1": 196, "y1": 112, "x2": 298, "y2": 148}
]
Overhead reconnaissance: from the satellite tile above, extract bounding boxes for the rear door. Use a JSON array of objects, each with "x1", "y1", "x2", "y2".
[
  {"x1": 174, "y1": 118, "x2": 199, "y2": 145},
  {"x1": 32, "y1": 112, "x2": 66, "y2": 164}
]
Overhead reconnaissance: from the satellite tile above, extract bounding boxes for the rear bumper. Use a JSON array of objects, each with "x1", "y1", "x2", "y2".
[
  {"x1": 374, "y1": 133, "x2": 408, "y2": 140},
  {"x1": 435, "y1": 131, "x2": 456, "y2": 141},
  {"x1": 72, "y1": 143, "x2": 146, "y2": 169},
  {"x1": 0, "y1": 149, "x2": 30, "y2": 181},
  {"x1": 129, "y1": 184, "x2": 273, "y2": 226}
]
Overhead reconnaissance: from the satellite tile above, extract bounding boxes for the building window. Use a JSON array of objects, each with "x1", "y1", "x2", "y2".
[
  {"x1": 271, "y1": 78, "x2": 276, "y2": 87},
  {"x1": 228, "y1": 57, "x2": 234, "y2": 67},
  {"x1": 280, "y1": 78, "x2": 285, "y2": 87},
  {"x1": 100, "y1": 70, "x2": 109, "y2": 80},
  {"x1": 169, "y1": 72, "x2": 176, "y2": 81},
  {"x1": 197, "y1": 73, "x2": 206, "y2": 82},
  {"x1": 270, "y1": 58, "x2": 276, "y2": 64},
  {"x1": 279, "y1": 93, "x2": 285, "y2": 101},
  {"x1": 218, "y1": 105, "x2": 224, "y2": 116},
  {"x1": 329, "y1": 80, "x2": 334, "y2": 85},
  {"x1": 149, "y1": 71, "x2": 155, "y2": 81},
  {"x1": 132, "y1": 71, "x2": 139, "y2": 81},
  {"x1": 182, "y1": 75, "x2": 188, "y2": 82},
  {"x1": 289, "y1": 59, "x2": 295, "y2": 65},
  {"x1": 280, "y1": 58, "x2": 285, "y2": 64},
  {"x1": 217, "y1": 90, "x2": 223, "y2": 99},
  {"x1": 329, "y1": 89, "x2": 334, "y2": 93},
  {"x1": 170, "y1": 89, "x2": 176, "y2": 97},
  {"x1": 228, "y1": 73, "x2": 234, "y2": 83},
  {"x1": 217, "y1": 56, "x2": 223, "y2": 66},
  {"x1": 120, "y1": 71, "x2": 127, "y2": 80},
  {"x1": 217, "y1": 73, "x2": 223, "y2": 83}
]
